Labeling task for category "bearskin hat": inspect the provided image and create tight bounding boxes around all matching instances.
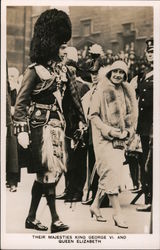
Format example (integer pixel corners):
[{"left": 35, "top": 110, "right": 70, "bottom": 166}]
[{"left": 30, "top": 8, "right": 72, "bottom": 65}]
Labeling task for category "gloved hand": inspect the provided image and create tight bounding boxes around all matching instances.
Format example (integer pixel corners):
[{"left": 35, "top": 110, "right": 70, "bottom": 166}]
[
  {"left": 118, "top": 130, "right": 129, "bottom": 139},
  {"left": 73, "top": 122, "right": 88, "bottom": 149},
  {"left": 109, "top": 127, "right": 121, "bottom": 138},
  {"left": 79, "top": 121, "right": 85, "bottom": 130},
  {"left": 17, "top": 132, "right": 30, "bottom": 149}
]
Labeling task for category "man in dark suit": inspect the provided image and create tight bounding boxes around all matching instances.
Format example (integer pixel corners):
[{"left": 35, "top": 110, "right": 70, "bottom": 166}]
[
  {"left": 136, "top": 38, "right": 153, "bottom": 212},
  {"left": 56, "top": 47, "right": 90, "bottom": 202}
]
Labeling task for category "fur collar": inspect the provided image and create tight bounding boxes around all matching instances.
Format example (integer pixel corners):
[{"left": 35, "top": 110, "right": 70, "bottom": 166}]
[{"left": 97, "top": 75, "right": 138, "bottom": 131}]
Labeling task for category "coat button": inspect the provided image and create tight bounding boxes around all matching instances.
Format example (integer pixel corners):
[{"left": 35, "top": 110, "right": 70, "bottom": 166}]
[
  {"left": 52, "top": 105, "right": 57, "bottom": 111},
  {"left": 143, "top": 89, "right": 146, "bottom": 92},
  {"left": 140, "top": 108, "right": 143, "bottom": 111},
  {"left": 142, "top": 99, "right": 145, "bottom": 101}
]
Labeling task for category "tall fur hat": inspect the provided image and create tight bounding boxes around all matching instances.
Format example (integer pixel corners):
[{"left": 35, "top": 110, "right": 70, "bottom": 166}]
[{"left": 30, "top": 8, "right": 72, "bottom": 65}]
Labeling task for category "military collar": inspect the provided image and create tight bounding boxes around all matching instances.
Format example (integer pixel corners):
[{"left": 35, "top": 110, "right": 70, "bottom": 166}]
[{"left": 145, "top": 70, "right": 153, "bottom": 80}]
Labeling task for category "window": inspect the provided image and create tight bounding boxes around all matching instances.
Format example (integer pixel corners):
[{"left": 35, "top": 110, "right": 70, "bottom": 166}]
[{"left": 81, "top": 19, "right": 91, "bottom": 37}]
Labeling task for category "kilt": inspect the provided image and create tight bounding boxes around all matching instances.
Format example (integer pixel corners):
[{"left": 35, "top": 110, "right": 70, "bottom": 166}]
[{"left": 28, "top": 118, "right": 66, "bottom": 184}]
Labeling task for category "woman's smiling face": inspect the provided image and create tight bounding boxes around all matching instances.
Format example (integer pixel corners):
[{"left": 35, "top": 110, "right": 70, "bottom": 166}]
[{"left": 110, "top": 69, "right": 125, "bottom": 85}]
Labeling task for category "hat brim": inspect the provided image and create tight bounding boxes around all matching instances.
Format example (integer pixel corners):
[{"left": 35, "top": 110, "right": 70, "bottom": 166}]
[{"left": 147, "top": 48, "right": 154, "bottom": 52}]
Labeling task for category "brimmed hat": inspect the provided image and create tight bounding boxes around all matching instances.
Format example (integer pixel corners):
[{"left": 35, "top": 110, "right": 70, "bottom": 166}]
[
  {"left": 146, "top": 38, "right": 153, "bottom": 52},
  {"left": 106, "top": 49, "right": 113, "bottom": 55},
  {"left": 106, "top": 60, "right": 128, "bottom": 78},
  {"left": 89, "top": 44, "right": 104, "bottom": 56}
]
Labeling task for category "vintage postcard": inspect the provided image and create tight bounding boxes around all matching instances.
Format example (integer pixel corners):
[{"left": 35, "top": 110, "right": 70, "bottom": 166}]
[{"left": 1, "top": 0, "right": 160, "bottom": 249}]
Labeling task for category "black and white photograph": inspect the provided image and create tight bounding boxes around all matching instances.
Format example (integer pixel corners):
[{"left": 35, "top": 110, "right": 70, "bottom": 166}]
[{"left": 1, "top": 0, "right": 160, "bottom": 249}]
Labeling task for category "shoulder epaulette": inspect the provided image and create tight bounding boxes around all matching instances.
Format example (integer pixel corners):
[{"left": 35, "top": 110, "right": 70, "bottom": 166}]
[
  {"left": 28, "top": 62, "right": 38, "bottom": 69},
  {"left": 34, "top": 65, "right": 52, "bottom": 80}
]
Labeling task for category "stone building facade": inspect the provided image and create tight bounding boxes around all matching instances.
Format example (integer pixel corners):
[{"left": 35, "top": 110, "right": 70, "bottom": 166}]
[
  {"left": 7, "top": 6, "right": 32, "bottom": 73},
  {"left": 70, "top": 6, "right": 153, "bottom": 56},
  {"left": 7, "top": 6, "right": 153, "bottom": 74}
]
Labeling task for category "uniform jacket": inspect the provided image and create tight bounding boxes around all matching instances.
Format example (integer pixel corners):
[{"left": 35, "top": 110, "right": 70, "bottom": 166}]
[
  {"left": 136, "top": 68, "right": 153, "bottom": 136},
  {"left": 14, "top": 64, "right": 86, "bottom": 136}
]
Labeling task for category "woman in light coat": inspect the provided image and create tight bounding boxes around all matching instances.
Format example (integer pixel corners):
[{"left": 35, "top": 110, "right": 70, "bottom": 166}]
[{"left": 89, "top": 60, "right": 138, "bottom": 228}]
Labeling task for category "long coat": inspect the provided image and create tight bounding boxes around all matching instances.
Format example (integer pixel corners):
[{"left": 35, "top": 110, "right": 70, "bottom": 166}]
[
  {"left": 89, "top": 76, "right": 138, "bottom": 194},
  {"left": 6, "top": 80, "right": 19, "bottom": 175}
]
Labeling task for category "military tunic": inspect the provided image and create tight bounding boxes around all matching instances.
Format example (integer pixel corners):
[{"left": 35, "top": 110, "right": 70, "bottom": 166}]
[
  {"left": 14, "top": 63, "right": 85, "bottom": 184},
  {"left": 136, "top": 66, "right": 153, "bottom": 204},
  {"left": 137, "top": 68, "right": 153, "bottom": 136}
]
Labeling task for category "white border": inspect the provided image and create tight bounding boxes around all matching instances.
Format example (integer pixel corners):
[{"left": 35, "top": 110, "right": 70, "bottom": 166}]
[{"left": 1, "top": 1, "right": 160, "bottom": 249}]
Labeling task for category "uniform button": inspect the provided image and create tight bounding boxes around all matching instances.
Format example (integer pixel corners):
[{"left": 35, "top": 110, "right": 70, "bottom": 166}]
[
  {"left": 140, "top": 108, "right": 143, "bottom": 111},
  {"left": 142, "top": 99, "right": 145, "bottom": 101},
  {"left": 35, "top": 109, "right": 41, "bottom": 116},
  {"left": 146, "top": 79, "right": 149, "bottom": 82},
  {"left": 143, "top": 89, "right": 146, "bottom": 92}
]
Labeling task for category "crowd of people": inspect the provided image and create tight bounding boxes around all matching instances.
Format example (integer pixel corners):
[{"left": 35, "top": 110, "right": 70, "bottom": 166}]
[{"left": 6, "top": 8, "right": 153, "bottom": 233}]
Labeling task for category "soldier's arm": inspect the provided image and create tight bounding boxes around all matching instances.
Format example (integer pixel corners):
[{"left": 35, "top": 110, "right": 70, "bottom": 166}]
[{"left": 14, "top": 67, "right": 37, "bottom": 122}]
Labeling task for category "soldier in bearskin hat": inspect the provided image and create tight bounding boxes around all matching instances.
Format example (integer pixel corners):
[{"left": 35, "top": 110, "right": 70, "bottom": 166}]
[{"left": 13, "top": 8, "right": 86, "bottom": 233}]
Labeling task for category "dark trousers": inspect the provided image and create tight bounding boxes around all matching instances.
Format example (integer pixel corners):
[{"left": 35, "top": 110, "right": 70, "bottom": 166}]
[
  {"left": 140, "top": 135, "right": 153, "bottom": 204},
  {"left": 6, "top": 125, "right": 20, "bottom": 185},
  {"left": 65, "top": 138, "right": 87, "bottom": 197},
  {"left": 128, "top": 155, "right": 140, "bottom": 188}
]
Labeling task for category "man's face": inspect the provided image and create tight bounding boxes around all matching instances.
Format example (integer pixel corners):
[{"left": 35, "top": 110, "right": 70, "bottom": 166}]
[
  {"left": 145, "top": 50, "right": 153, "bottom": 63},
  {"left": 110, "top": 69, "right": 125, "bottom": 85},
  {"left": 59, "top": 44, "right": 67, "bottom": 62},
  {"left": 91, "top": 72, "right": 98, "bottom": 85}
]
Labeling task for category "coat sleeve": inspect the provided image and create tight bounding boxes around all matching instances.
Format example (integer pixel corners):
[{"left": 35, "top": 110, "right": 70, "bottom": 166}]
[
  {"left": 125, "top": 83, "right": 138, "bottom": 139},
  {"left": 89, "top": 90, "right": 113, "bottom": 140},
  {"left": 67, "top": 66, "right": 86, "bottom": 124},
  {"left": 14, "top": 68, "right": 37, "bottom": 122},
  {"left": 6, "top": 81, "right": 12, "bottom": 127}
]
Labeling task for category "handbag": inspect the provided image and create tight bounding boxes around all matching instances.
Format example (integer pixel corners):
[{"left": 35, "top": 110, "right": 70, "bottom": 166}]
[{"left": 112, "top": 138, "right": 126, "bottom": 150}]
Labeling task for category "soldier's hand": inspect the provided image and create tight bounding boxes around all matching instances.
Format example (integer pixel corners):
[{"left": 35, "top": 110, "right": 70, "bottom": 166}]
[
  {"left": 79, "top": 121, "right": 85, "bottom": 130},
  {"left": 17, "top": 132, "right": 30, "bottom": 149}
]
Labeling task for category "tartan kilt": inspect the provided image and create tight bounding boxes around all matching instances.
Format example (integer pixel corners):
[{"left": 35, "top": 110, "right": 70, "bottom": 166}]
[{"left": 28, "top": 119, "right": 66, "bottom": 181}]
